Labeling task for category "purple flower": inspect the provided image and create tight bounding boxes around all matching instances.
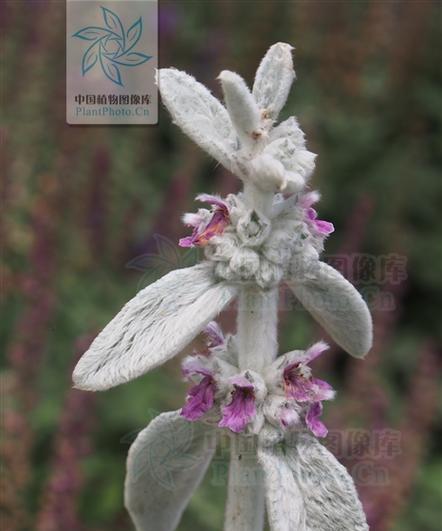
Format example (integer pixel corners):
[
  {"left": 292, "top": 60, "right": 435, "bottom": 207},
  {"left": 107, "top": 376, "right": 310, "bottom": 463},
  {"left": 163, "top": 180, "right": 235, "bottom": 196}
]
[
  {"left": 179, "top": 194, "right": 230, "bottom": 248},
  {"left": 281, "top": 342, "right": 335, "bottom": 438},
  {"left": 306, "top": 401, "right": 328, "bottom": 438},
  {"left": 181, "top": 376, "right": 216, "bottom": 421},
  {"left": 181, "top": 358, "right": 216, "bottom": 421},
  {"left": 203, "top": 321, "right": 225, "bottom": 349},
  {"left": 283, "top": 341, "right": 335, "bottom": 403},
  {"left": 300, "top": 191, "right": 334, "bottom": 236},
  {"left": 306, "top": 208, "right": 334, "bottom": 235},
  {"left": 218, "top": 375, "right": 256, "bottom": 433}
]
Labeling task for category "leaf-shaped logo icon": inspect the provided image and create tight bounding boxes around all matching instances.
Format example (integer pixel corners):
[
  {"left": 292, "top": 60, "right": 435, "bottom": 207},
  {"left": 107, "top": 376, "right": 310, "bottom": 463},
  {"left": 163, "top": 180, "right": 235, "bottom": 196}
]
[
  {"left": 82, "top": 43, "right": 99, "bottom": 75},
  {"left": 73, "top": 27, "right": 113, "bottom": 40},
  {"left": 101, "top": 7, "right": 124, "bottom": 40},
  {"left": 126, "top": 17, "right": 143, "bottom": 52},
  {"left": 126, "top": 234, "right": 199, "bottom": 290},
  {"left": 113, "top": 52, "right": 152, "bottom": 67},
  {"left": 100, "top": 53, "right": 123, "bottom": 86},
  {"left": 72, "top": 7, "right": 152, "bottom": 87}
]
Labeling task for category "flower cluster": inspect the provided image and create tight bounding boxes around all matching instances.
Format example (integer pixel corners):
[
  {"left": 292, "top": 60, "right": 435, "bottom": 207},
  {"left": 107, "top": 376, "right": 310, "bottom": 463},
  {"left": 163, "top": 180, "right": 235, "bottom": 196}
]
[
  {"left": 179, "top": 191, "right": 334, "bottom": 288},
  {"left": 180, "top": 322, "right": 335, "bottom": 438}
]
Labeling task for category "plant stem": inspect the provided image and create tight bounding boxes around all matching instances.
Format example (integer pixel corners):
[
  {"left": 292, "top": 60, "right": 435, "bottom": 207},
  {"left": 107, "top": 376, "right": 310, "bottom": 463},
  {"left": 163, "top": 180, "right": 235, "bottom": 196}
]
[
  {"left": 243, "top": 181, "right": 273, "bottom": 217},
  {"left": 237, "top": 286, "right": 279, "bottom": 371},
  {"left": 224, "top": 435, "right": 265, "bottom": 531},
  {"left": 224, "top": 285, "right": 279, "bottom": 530}
]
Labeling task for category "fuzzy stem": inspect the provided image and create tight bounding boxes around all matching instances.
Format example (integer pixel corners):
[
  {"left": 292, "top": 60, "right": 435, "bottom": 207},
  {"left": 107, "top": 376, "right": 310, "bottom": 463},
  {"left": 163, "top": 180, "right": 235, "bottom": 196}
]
[
  {"left": 224, "top": 285, "right": 279, "bottom": 530},
  {"left": 224, "top": 435, "right": 265, "bottom": 531},
  {"left": 237, "top": 286, "right": 279, "bottom": 370},
  {"left": 243, "top": 181, "right": 273, "bottom": 217}
]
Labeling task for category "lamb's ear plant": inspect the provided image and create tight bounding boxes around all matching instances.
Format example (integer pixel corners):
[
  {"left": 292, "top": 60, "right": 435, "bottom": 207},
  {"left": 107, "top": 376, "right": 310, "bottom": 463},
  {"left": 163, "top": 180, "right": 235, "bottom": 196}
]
[{"left": 74, "top": 43, "right": 373, "bottom": 531}]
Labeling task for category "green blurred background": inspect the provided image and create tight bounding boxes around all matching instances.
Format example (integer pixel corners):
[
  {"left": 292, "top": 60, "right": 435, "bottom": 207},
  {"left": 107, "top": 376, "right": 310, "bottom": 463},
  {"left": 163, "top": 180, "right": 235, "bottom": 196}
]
[{"left": 1, "top": 1, "right": 441, "bottom": 530}]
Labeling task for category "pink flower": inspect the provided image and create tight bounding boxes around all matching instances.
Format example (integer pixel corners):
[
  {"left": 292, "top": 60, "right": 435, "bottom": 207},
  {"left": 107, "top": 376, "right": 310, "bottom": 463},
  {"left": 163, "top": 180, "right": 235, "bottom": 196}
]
[
  {"left": 218, "top": 375, "right": 256, "bottom": 433},
  {"left": 181, "top": 359, "right": 216, "bottom": 421},
  {"left": 283, "top": 341, "right": 335, "bottom": 403},
  {"left": 300, "top": 191, "right": 334, "bottom": 237},
  {"left": 179, "top": 194, "right": 230, "bottom": 248},
  {"left": 306, "top": 401, "right": 328, "bottom": 438}
]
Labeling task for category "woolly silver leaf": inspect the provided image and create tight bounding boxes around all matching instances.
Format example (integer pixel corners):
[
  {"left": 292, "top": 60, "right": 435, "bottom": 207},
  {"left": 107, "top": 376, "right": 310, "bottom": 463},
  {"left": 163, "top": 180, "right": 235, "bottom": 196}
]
[
  {"left": 125, "top": 411, "right": 216, "bottom": 531},
  {"left": 73, "top": 263, "right": 237, "bottom": 390},
  {"left": 157, "top": 68, "right": 236, "bottom": 170},
  {"left": 286, "top": 261, "right": 373, "bottom": 357},
  {"left": 286, "top": 433, "right": 369, "bottom": 531},
  {"left": 219, "top": 70, "right": 261, "bottom": 143},
  {"left": 257, "top": 443, "right": 306, "bottom": 531},
  {"left": 252, "top": 42, "right": 295, "bottom": 121}
]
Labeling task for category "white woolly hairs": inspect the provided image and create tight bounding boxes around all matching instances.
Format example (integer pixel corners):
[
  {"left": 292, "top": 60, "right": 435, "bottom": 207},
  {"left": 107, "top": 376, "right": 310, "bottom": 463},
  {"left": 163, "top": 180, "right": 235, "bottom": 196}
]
[
  {"left": 218, "top": 70, "right": 261, "bottom": 145},
  {"left": 249, "top": 153, "right": 287, "bottom": 192},
  {"left": 125, "top": 411, "right": 216, "bottom": 531},
  {"left": 252, "top": 42, "right": 295, "bottom": 120},
  {"left": 286, "top": 261, "right": 373, "bottom": 358},
  {"left": 157, "top": 68, "right": 236, "bottom": 171},
  {"left": 72, "top": 264, "right": 238, "bottom": 391}
]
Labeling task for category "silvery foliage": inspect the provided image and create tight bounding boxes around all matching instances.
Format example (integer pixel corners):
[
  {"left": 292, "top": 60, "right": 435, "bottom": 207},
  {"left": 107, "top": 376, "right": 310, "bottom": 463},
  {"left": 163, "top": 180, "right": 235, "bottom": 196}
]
[
  {"left": 125, "top": 411, "right": 216, "bottom": 531},
  {"left": 158, "top": 44, "right": 314, "bottom": 194},
  {"left": 204, "top": 192, "right": 320, "bottom": 289},
  {"left": 73, "top": 263, "right": 237, "bottom": 391},
  {"left": 258, "top": 432, "right": 369, "bottom": 531},
  {"left": 73, "top": 43, "right": 372, "bottom": 530}
]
